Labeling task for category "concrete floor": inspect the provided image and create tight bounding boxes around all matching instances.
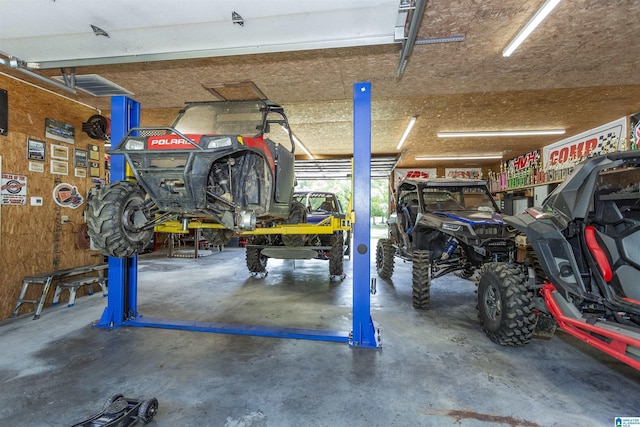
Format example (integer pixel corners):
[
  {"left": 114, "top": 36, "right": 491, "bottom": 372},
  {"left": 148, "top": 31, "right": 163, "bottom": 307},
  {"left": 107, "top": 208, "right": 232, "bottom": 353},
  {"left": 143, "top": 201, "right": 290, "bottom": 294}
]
[{"left": 1, "top": 230, "right": 639, "bottom": 427}]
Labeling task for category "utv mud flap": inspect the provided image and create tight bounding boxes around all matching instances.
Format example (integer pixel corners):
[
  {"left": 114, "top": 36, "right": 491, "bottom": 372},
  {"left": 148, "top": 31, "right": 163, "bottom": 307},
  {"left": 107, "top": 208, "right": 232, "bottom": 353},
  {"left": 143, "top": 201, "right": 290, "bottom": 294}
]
[{"left": 542, "top": 283, "right": 640, "bottom": 370}]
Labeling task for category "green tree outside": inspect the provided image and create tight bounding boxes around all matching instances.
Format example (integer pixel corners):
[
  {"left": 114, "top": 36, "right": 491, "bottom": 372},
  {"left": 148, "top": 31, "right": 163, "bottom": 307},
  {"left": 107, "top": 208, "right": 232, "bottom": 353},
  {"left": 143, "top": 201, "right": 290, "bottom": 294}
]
[{"left": 296, "top": 178, "right": 389, "bottom": 220}]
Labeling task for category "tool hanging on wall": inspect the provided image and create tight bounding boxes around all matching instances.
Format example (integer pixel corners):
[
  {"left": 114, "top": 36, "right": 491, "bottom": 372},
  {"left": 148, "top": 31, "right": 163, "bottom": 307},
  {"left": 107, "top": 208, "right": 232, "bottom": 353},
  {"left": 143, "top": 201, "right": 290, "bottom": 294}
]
[{"left": 82, "top": 114, "right": 110, "bottom": 141}]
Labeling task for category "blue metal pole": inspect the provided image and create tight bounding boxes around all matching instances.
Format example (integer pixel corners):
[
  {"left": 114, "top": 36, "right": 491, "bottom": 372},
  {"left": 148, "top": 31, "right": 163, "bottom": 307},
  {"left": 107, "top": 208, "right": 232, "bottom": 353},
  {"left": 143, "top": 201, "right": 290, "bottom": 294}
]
[
  {"left": 351, "top": 82, "right": 379, "bottom": 348},
  {"left": 95, "top": 96, "right": 140, "bottom": 328}
]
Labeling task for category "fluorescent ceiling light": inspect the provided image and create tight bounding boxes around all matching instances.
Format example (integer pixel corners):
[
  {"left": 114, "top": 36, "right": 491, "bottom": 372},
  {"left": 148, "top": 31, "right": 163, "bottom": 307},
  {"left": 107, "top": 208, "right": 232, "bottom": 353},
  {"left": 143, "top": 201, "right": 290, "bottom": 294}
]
[
  {"left": 437, "top": 129, "right": 565, "bottom": 138},
  {"left": 415, "top": 155, "right": 503, "bottom": 161},
  {"left": 396, "top": 116, "right": 417, "bottom": 150},
  {"left": 281, "top": 125, "right": 314, "bottom": 159},
  {"left": 503, "top": 0, "right": 561, "bottom": 57}
]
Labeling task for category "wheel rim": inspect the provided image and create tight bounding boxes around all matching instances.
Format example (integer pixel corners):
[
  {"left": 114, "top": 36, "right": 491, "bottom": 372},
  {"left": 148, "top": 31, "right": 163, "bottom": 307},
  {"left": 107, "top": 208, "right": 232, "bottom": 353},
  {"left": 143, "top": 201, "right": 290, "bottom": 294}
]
[
  {"left": 483, "top": 284, "right": 501, "bottom": 321},
  {"left": 147, "top": 400, "right": 158, "bottom": 417},
  {"left": 121, "top": 197, "right": 146, "bottom": 235}
]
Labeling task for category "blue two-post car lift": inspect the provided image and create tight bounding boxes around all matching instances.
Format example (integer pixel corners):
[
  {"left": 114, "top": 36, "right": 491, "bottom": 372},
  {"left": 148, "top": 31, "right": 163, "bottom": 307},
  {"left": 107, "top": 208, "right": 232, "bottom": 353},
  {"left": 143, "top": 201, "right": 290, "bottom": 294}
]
[{"left": 95, "top": 82, "right": 380, "bottom": 348}]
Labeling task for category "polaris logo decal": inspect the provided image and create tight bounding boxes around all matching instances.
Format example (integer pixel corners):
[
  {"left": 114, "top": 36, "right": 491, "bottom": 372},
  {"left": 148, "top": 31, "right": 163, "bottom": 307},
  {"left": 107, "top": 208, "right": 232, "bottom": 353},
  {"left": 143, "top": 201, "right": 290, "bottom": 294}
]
[{"left": 148, "top": 134, "right": 201, "bottom": 149}]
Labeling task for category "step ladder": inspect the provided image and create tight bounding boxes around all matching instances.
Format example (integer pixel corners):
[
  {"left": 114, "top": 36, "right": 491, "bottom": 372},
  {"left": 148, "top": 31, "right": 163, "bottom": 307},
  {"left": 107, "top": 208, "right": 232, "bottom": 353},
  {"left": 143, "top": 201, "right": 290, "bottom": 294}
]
[
  {"left": 12, "top": 263, "right": 109, "bottom": 320},
  {"left": 52, "top": 276, "right": 107, "bottom": 307},
  {"left": 11, "top": 276, "right": 55, "bottom": 320}
]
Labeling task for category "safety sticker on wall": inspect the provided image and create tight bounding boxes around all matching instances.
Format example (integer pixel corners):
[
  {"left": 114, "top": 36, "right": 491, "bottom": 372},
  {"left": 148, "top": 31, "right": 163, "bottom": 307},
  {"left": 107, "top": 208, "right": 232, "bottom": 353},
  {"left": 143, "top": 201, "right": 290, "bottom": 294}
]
[
  {"left": 53, "top": 182, "right": 84, "bottom": 209},
  {"left": 1, "top": 173, "right": 27, "bottom": 205}
]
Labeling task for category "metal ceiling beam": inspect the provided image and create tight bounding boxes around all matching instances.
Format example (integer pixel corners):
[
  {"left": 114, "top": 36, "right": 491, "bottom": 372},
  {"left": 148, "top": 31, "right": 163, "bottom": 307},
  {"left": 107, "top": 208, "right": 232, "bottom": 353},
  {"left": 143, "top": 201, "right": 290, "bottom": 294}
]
[
  {"left": 397, "top": 0, "right": 427, "bottom": 77},
  {"left": 295, "top": 157, "right": 397, "bottom": 180},
  {"left": 25, "top": 35, "right": 396, "bottom": 69},
  {"left": 0, "top": 56, "right": 76, "bottom": 94}
]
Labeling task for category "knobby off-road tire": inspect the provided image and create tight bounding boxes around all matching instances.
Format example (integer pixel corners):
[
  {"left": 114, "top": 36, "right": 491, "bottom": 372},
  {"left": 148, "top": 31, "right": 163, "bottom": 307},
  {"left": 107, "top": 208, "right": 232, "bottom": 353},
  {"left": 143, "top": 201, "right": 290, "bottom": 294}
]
[
  {"left": 202, "top": 229, "right": 233, "bottom": 247},
  {"left": 246, "top": 246, "right": 268, "bottom": 273},
  {"left": 329, "top": 232, "right": 344, "bottom": 276},
  {"left": 376, "top": 239, "right": 395, "bottom": 279},
  {"left": 87, "top": 181, "right": 153, "bottom": 258},
  {"left": 477, "top": 262, "right": 537, "bottom": 346},
  {"left": 344, "top": 231, "right": 352, "bottom": 258},
  {"left": 412, "top": 250, "right": 431, "bottom": 309},
  {"left": 282, "top": 201, "right": 308, "bottom": 247},
  {"left": 525, "top": 248, "right": 547, "bottom": 285}
]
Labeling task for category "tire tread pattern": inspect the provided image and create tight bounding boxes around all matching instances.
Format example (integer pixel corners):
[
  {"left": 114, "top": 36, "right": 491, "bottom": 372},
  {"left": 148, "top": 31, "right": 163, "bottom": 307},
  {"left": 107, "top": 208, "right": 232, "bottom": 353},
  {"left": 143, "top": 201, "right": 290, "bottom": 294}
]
[
  {"left": 282, "top": 201, "right": 308, "bottom": 247},
  {"left": 412, "top": 249, "right": 431, "bottom": 309},
  {"left": 477, "top": 262, "right": 537, "bottom": 346},
  {"left": 376, "top": 239, "right": 395, "bottom": 279},
  {"left": 87, "top": 181, "right": 152, "bottom": 258},
  {"left": 329, "top": 232, "right": 344, "bottom": 276},
  {"left": 246, "top": 247, "right": 267, "bottom": 273}
]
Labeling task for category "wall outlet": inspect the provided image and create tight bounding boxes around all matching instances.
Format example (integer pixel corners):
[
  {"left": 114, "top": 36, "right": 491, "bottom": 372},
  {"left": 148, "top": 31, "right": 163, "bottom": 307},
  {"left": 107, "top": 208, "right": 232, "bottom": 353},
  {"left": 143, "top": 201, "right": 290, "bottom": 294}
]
[{"left": 61, "top": 215, "right": 69, "bottom": 224}]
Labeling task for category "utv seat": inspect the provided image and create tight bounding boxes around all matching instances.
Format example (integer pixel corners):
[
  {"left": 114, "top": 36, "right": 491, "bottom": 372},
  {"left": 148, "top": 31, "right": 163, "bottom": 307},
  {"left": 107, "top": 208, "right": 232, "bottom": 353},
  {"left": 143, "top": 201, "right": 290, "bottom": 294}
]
[
  {"left": 401, "top": 199, "right": 420, "bottom": 234},
  {"left": 586, "top": 200, "right": 640, "bottom": 301},
  {"left": 318, "top": 201, "right": 334, "bottom": 212},
  {"left": 407, "top": 199, "right": 419, "bottom": 223}
]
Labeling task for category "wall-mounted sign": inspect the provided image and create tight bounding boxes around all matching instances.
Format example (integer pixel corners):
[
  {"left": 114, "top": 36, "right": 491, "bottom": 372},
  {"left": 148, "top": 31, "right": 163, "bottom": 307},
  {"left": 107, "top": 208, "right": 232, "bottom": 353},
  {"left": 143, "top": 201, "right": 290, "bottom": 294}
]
[
  {"left": 51, "top": 160, "right": 69, "bottom": 175},
  {"left": 88, "top": 143, "right": 100, "bottom": 160},
  {"left": 444, "top": 168, "right": 482, "bottom": 179},
  {"left": 29, "top": 162, "right": 44, "bottom": 173},
  {"left": 74, "top": 148, "right": 88, "bottom": 167},
  {"left": 89, "top": 161, "right": 100, "bottom": 177},
  {"left": 51, "top": 144, "right": 69, "bottom": 160},
  {"left": 52, "top": 182, "right": 83, "bottom": 209},
  {"left": 542, "top": 117, "right": 627, "bottom": 170},
  {"left": 45, "top": 118, "right": 75, "bottom": 144},
  {"left": 507, "top": 149, "right": 540, "bottom": 172},
  {"left": 1, "top": 173, "right": 27, "bottom": 205},
  {"left": 393, "top": 168, "right": 438, "bottom": 186},
  {"left": 27, "top": 138, "right": 46, "bottom": 161}
]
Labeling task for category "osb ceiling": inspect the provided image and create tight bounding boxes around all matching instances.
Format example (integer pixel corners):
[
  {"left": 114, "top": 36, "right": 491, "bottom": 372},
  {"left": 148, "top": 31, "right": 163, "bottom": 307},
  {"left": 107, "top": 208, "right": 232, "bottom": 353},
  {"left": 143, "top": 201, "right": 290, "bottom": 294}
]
[{"left": 1, "top": 0, "right": 640, "bottom": 172}]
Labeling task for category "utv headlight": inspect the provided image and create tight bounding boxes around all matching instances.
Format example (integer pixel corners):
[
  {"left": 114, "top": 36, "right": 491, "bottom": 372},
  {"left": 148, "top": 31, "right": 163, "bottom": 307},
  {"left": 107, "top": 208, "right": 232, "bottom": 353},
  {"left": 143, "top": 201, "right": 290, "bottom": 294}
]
[
  {"left": 442, "top": 222, "right": 462, "bottom": 232},
  {"left": 124, "top": 138, "right": 145, "bottom": 150},
  {"left": 206, "top": 137, "right": 232, "bottom": 149}
]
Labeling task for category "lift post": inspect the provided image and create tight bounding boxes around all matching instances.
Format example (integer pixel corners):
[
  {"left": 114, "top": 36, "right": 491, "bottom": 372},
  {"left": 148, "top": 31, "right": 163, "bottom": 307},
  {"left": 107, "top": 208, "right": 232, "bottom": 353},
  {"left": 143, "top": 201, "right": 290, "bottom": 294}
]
[
  {"left": 350, "top": 82, "right": 379, "bottom": 348},
  {"left": 95, "top": 97, "right": 140, "bottom": 328}
]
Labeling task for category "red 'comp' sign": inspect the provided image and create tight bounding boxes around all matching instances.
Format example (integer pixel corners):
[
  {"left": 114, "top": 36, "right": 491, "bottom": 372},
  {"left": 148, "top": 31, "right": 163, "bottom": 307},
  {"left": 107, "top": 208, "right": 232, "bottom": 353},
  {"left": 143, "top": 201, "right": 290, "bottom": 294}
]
[{"left": 542, "top": 118, "right": 626, "bottom": 169}]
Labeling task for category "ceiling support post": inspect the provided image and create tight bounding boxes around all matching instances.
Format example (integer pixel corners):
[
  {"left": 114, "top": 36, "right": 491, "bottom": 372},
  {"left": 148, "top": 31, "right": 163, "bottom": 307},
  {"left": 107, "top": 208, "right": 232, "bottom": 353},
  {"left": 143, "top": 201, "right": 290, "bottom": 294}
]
[
  {"left": 397, "top": 0, "right": 427, "bottom": 77},
  {"left": 60, "top": 67, "right": 76, "bottom": 91},
  {"left": 0, "top": 56, "right": 76, "bottom": 94}
]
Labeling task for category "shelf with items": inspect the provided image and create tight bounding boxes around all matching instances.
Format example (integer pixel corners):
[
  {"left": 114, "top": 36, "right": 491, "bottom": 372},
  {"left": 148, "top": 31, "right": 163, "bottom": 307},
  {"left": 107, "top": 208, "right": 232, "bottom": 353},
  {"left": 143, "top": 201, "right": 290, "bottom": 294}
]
[
  {"left": 490, "top": 179, "right": 563, "bottom": 195},
  {"left": 488, "top": 159, "right": 571, "bottom": 194}
]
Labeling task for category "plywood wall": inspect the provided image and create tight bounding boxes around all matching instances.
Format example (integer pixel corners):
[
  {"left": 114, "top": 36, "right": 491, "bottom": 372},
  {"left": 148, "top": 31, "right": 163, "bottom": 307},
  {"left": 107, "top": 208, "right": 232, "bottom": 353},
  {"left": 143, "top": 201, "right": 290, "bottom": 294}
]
[{"left": 0, "top": 74, "right": 107, "bottom": 319}]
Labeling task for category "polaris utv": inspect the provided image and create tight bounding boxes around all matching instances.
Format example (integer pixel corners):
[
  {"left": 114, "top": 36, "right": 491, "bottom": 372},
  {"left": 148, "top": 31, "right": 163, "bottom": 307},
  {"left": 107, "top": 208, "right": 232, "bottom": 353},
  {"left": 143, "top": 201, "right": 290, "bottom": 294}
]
[
  {"left": 376, "top": 178, "right": 515, "bottom": 309},
  {"left": 477, "top": 151, "right": 640, "bottom": 370},
  {"left": 87, "top": 100, "right": 297, "bottom": 258}
]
